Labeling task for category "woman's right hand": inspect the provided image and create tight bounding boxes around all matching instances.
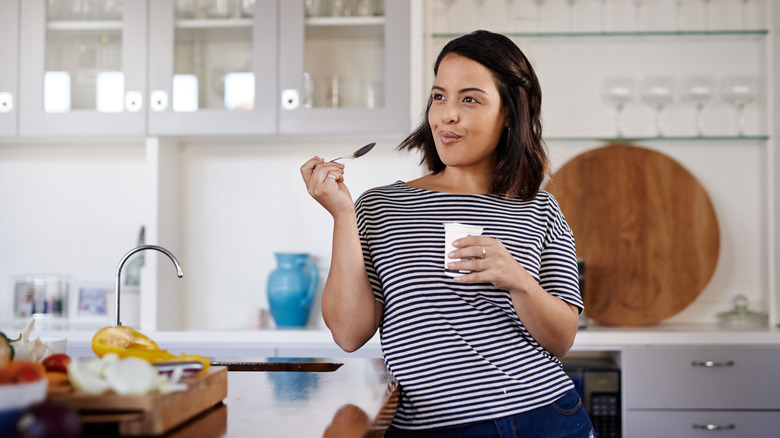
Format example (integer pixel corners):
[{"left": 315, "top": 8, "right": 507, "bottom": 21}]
[{"left": 300, "top": 156, "right": 354, "bottom": 219}]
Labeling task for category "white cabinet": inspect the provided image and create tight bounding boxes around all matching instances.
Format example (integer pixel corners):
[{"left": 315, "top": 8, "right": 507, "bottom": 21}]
[
  {"left": 622, "top": 346, "right": 780, "bottom": 437},
  {"left": 278, "top": 0, "right": 410, "bottom": 134},
  {"left": 146, "top": 0, "right": 278, "bottom": 135},
  {"left": 8, "top": 0, "right": 410, "bottom": 137},
  {"left": 0, "top": 0, "right": 19, "bottom": 136},
  {"left": 18, "top": 0, "right": 148, "bottom": 136},
  {"left": 625, "top": 411, "right": 780, "bottom": 438}
]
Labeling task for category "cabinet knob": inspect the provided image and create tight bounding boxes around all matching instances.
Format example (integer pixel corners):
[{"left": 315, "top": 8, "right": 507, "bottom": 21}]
[
  {"left": 0, "top": 92, "right": 13, "bottom": 113},
  {"left": 691, "top": 360, "right": 735, "bottom": 367},
  {"left": 281, "top": 89, "right": 300, "bottom": 110},
  {"left": 150, "top": 90, "right": 169, "bottom": 112},
  {"left": 692, "top": 424, "right": 736, "bottom": 431},
  {"left": 125, "top": 91, "right": 143, "bottom": 112}
]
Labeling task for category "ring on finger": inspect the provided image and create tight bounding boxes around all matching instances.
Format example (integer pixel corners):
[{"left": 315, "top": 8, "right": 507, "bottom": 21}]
[
  {"left": 480, "top": 245, "right": 486, "bottom": 259},
  {"left": 327, "top": 173, "right": 337, "bottom": 180}
]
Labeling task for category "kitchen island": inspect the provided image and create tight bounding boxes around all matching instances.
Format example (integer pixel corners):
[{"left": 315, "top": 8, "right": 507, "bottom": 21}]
[
  {"left": 11, "top": 324, "right": 780, "bottom": 437},
  {"left": 79, "top": 358, "right": 397, "bottom": 438}
]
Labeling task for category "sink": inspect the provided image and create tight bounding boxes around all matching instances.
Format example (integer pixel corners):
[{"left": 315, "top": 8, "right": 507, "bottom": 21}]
[{"left": 210, "top": 358, "right": 343, "bottom": 372}]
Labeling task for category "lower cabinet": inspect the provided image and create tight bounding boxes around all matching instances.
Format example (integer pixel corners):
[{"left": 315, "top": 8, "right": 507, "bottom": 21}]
[
  {"left": 625, "top": 411, "right": 780, "bottom": 437},
  {"left": 622, "top": 345, "right": 780, "bottom": 437}
]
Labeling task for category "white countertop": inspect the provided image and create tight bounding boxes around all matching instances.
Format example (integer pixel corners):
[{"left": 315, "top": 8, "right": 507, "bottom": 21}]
[{"left": 4, "top": 321, "right": 779, "bottom": 359}]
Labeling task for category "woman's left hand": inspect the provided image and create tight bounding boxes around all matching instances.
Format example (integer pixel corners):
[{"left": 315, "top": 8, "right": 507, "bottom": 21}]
[{"left": 448, "top": 236, "right": 533, "bottom": 292}]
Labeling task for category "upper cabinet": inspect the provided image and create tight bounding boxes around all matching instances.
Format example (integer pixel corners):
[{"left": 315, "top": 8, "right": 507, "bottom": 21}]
[
  {"left": 0, "top": 0, "right": 19, "bottom": 137},
  {"left": 147, "top": 0, "right": 278, "bottom": 136},
  {"left": 18, "top": 0, "right": 148, "bottom": 136},
  {"left": 278, "top": 0, "right": 410, "bottom": 134},
  {"left": 7, "top": 0, "right": 410, "bottom": 137}
]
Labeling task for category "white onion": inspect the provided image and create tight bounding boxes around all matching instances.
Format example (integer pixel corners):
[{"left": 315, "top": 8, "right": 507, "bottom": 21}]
[
  {"left": 103, "top": 357, "right": 160, "bottom": 395},
  {"left": 65, "top": 354, "right": 188, "bottom": 396}
]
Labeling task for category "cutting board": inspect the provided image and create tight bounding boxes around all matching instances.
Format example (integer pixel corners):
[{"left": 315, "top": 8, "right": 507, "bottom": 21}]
[
  {"left": 544, "top": 143, "right": 720, "bottom": 326},
  {"left": 48, "top": 366, "right": 227, "bottom": 436}
]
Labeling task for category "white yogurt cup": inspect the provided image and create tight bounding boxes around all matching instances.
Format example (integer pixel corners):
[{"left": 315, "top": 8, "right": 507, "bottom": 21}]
[{"left": 444, "top": 222, "right": 484, "bottom": 277}]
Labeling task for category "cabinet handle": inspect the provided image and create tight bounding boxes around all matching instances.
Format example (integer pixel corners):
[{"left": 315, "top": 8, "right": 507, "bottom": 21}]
[
  {"left": 693, "top": 424, "right": 736, "bottom": 431},
  {"left": 691, "top": 360, "right": 735, "bottom": 367}
]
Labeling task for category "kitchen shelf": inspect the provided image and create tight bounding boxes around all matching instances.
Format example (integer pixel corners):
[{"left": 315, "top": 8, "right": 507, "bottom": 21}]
[
  {"left": 432, "top": 29, "right": 768, "bottom": 39},
  {"left": 545, "top": 135, "right": 770, "bottom": 142},
  {"left": 46, "top": 20, "right": 123, "bottom": 31},
  {"left": 305, "top": 16, "right": 385, "bottom": 27},
  {"left": 175, "top": 18, "right": 253, "bottom": 29}
]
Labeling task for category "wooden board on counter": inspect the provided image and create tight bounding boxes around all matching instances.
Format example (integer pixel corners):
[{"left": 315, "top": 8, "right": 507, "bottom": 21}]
[
  {"left": 48, "top": 366, "right": 227, "bottom": 436},
  {"left": 544, "top": 143, "right": 720, "bottom": 326}
]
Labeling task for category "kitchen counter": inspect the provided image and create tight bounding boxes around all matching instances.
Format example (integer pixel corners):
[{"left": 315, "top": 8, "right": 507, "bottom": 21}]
[
  {"left": 221, "top": 358, "right": 396, "bottom": 438},
  {"left": 80, "top": 358, "right": 397, "bottom": 438},
  {"left": 6, "top": 323, "right": 780, "bottom": 437},
  {"left": 7, "top": 323, "right": 780, "bottom": 361}
]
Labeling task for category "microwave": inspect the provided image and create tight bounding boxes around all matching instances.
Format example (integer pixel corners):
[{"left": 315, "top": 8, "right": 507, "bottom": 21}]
[{"left": 563, "top": 358, "right": 621, "bottom": 438}]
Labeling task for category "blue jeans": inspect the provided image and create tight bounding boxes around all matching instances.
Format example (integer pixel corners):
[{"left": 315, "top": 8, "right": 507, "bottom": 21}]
[{"left": 384, "top": 388, "right": 596, "bottom": 438}]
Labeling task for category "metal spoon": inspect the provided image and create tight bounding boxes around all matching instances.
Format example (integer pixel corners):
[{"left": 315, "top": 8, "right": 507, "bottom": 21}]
[{"left": 330, "top": 142, "right": 376, "bottom": 162}]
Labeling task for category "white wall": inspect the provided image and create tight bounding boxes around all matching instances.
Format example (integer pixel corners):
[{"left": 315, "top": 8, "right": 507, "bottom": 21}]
[
  {"left": 175, "top": 136, "right": 424, "bottom": 330},
  {"left": 0, "top": 140, "right": 147, "bottom": 325},
  {"left": 0, "top": 136, "right": 424, "bottom": 330}
]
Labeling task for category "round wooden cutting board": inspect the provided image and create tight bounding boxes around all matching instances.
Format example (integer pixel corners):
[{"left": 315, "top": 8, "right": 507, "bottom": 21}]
[{"left": 544, "top": 143, "right": 720, "bottom": 326}]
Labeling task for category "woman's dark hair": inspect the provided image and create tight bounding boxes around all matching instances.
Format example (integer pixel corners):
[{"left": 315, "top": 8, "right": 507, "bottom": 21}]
[{"left": 398, "top": 30, "right": 548, "bottom": 200}]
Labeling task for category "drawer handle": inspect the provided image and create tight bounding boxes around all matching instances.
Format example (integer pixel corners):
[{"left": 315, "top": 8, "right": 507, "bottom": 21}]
[
  {"left": 693, "top": 424, "right": 736, "bottom": 431},
  {"left": 691, "top": 360, "right": 735, "bottom": 367}
]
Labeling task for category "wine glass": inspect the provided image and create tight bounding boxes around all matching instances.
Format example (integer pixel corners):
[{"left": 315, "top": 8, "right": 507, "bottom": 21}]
[
  {"left": 530, "top": 0, "right": 545, "bottom": 32},
  {"left": 721, "top": 76, "right": 757, "bottom": 136},
  {"left": 673, "top": 0, "right": 683, "bottom": 31},
  {"left": 598, "top": 0, "right": 608, "bottom": 32},
  {"left": 740, "top": 0, "right": 750, "bottom": 29},
  {"left": 505, "top": 0, "right": 517, "bottom": 32},
  {"left": 680, "top": 76, "right": 715, "bottom": 136},
  {"left": 702, "top": 0, "right": 711, "bottom": 30},
  {"left": 442, "top": 0, "right": 458, "bottom": 32},
  {"left": 633, "top": 0, "right": 643, "bottom": 31},
  {"left": 475, "top": 0, "right": 487, "bottom": 29},
  {"left": 565, "top": 0, "right": 577, "bottom": 32},
  {"left": 640, "top": 76, "right": 676, "bottom": 137},
  {"left": 602, "top": 77, "right": 635, "bottom": 138}
]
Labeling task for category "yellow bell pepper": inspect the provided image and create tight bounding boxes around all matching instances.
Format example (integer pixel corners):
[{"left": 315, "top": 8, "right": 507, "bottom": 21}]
[{"left": 92, "top": 326, "right": 210, "bottom": 373}]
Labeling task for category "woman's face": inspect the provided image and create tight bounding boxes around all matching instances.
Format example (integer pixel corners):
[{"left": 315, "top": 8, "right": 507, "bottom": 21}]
[{"left": 428, "top": 53, "right": 507, "bottom": 172}]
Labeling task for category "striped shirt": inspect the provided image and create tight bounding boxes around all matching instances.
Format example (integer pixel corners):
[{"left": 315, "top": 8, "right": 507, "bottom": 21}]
[{"left": 355, "top": 181, "right": 583, "bottom": 430}]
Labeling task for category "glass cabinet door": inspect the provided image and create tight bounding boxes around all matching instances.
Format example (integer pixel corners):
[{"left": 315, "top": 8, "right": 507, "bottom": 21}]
[
  {"left": 278, "top": 0, "right": 410, "bottom": 134},
  {"left": 18, "top": 0, "right": 147, "bottom": 136},
  {"left": 0, "top": 0, "right": 19, "bottom": 136},
  {"left": 147, "top": 0, "right": 277, "bottom": 136}
]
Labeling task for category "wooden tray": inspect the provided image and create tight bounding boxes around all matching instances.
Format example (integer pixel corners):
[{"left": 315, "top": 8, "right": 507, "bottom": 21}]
[
  {"left": 48, "top": 366, "right": 227, "bottom": 436},
  {"left": 544, "top": 143, "right": 720, "bottom": 326}
]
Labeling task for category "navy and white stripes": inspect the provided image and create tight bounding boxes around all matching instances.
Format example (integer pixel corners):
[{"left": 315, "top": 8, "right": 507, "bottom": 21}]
[{"left": 354, "top": 181, "right": 583, "bottom": 430}]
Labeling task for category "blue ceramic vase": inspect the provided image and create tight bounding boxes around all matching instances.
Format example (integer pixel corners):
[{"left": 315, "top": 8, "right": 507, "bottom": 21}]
[{"left": 267, "top": 253, "right": 319, "bottom": 327}]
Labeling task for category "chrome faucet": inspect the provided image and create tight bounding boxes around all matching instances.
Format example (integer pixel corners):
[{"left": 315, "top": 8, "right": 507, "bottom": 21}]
[{"left": 114, "top": 245, "right": 183, "bottom": 327}]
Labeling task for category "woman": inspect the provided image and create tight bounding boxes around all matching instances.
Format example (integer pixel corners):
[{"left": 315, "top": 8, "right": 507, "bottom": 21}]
[{"left": 300, "top": 30, "right": 594, "bottom": 437}]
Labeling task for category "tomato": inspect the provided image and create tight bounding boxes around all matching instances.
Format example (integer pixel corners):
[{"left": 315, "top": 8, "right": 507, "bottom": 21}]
[
  {"left": 7, "top": 361, "right": 45, "bottom": 382},
  {"left": 42, "top": 354, "right": 72, "bottom": 373}
]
